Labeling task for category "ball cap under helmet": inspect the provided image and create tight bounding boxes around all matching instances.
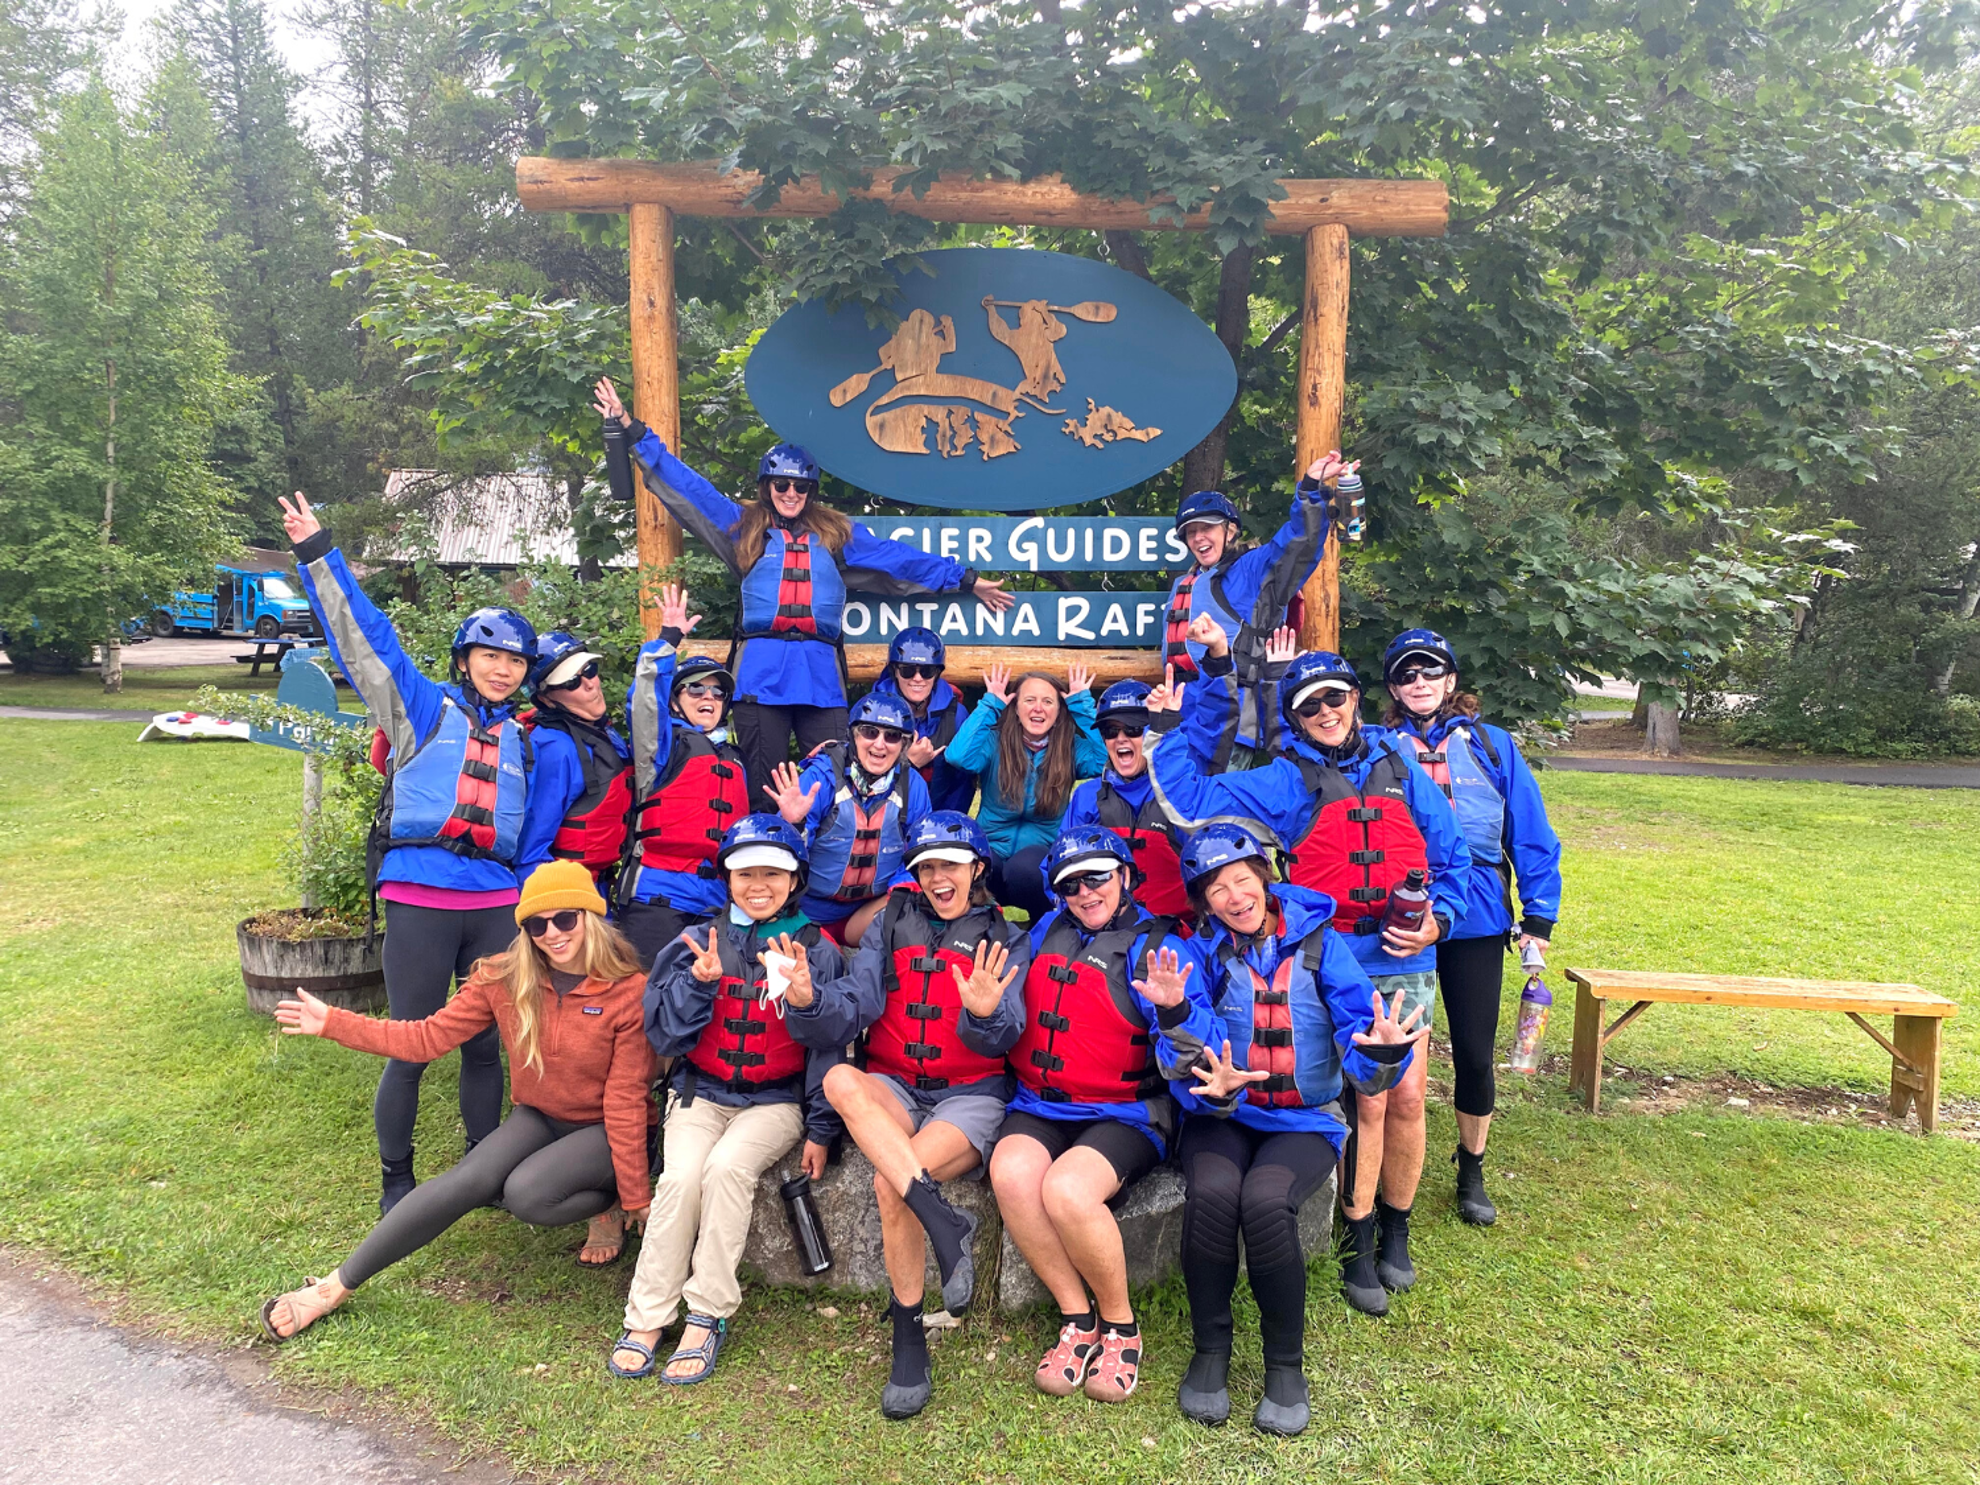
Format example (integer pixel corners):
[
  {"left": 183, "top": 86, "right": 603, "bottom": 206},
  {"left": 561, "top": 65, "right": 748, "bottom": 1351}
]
[
  {"left": 1383, "top": 627, "right": 1459, "bottom": 681},
  {"left": 717, "top": 814, "right": 809, "bottom": 877},
  {"left": 1175, "top": 489, "right": 1242, "bottom": 531},
  {"left": 905, "top": 810, "right": 992, "bottom": 869},
  {"left": 528, "top": 631, "right": 601, "bottom": 692},
  {"left": 1044, "top": 826, "right": 1135, "bottom": 889},
  {"left": 452, "top": 606, "right": 538, "bottom": 662},
  {"left": 671, "top": 654, "right": 735, "bottom": 698},
  {"left": 1095, "top": 679, "right": 1153, "bottom": 725},
  {"left": 1279, "top": 650, "right": 1360, "bottom": 719}
]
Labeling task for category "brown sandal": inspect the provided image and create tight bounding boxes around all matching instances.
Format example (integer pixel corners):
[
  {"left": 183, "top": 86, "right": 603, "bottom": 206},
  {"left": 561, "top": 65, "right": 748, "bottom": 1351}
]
[
  {"left": 576, "top": 1208, "right": 628, "bottom": 1268},
  {"left": 258, "top": 1278, "right": 344, "bottom": 1343}
]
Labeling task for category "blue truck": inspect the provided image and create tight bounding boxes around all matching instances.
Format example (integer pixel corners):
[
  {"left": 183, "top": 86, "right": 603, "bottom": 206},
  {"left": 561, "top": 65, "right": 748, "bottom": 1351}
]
[{"left": 150, "top": 563, "right": 318, "bottom": 639}]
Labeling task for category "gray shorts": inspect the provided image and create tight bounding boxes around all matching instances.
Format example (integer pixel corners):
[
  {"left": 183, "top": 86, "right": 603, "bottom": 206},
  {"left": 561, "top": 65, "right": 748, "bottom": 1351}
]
[
  {"left": 1371, "top": 970, "right": 1438, "bottom": 1036},
  {"left": 872, "top": 1073, "right": 1007, "bottom": 1175}
]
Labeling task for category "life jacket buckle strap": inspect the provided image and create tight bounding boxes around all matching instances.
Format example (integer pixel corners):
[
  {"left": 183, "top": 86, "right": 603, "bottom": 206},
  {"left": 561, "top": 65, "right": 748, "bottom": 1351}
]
[
  {"left": 1347, "top": 806, "right": 1383, "bottom": 822},
  {"left": 905, "top": 1001, "right": 943, "bottom": 1021},
  {"left": 913, "top": 1075, "right": 950, "bottom": 1092},
  {"left": 903, "top": 1042, "right": 942, "bottom": 1060},
  {"left": 1348, "top": 849, "right": 1386, "bottom": 864},
  {"left": 1254, "top": 988, "right": 1289, "bottom": 1006},
  {"left": 1349, "top": 887, "right": 1387, "bottom": 902},
  {"left": 1253, "top": 1027, "right": 1294, "bottom": 1048},
  {"left": 1031, "top": 1050, "right": 1065, "bottom": 1071},
  {"left": 1037, "top": 1011, "right": 1071, "bottom": 1032}
]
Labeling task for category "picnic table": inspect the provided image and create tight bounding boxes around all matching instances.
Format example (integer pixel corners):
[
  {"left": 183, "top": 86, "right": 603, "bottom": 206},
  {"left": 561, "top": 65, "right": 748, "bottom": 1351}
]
[
  {"left": 1564, "top": 969, "right": 1958, "bottom": 1133},
  {"left": 233, "top": 638, "right": 332, "bottom": 679}
]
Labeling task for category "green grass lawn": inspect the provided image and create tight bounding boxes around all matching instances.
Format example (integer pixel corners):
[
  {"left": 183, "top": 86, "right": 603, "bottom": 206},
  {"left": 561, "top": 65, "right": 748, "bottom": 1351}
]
[
  {"left": 0, "top": 662, "right": 287, "bottom": 712},
  {"left": 1, "top": 722, "right": 1975, "bottom": 1484}
]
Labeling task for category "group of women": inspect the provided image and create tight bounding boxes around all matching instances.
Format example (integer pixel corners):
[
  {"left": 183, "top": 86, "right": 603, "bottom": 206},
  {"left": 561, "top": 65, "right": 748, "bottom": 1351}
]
[{"left": 255, "top": 380, "right": 1560, "bottom": 1437}]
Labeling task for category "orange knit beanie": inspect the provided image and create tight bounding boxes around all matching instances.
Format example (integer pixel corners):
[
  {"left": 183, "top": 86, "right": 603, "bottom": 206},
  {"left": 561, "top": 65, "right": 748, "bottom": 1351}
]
[{"left": 514, "top": 860, "right": 607, "bottom": 925}]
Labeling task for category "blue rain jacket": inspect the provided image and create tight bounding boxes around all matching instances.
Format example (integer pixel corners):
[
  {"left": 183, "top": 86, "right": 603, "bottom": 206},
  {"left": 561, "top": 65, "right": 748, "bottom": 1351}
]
[
  {"left": 943, "top": 689, "right": 1105, "bottom": 859},
  {"left": 869, "top": 672, "right": 977, "bottom": 814},
  {"left": 620, "top": 633, "right": 744, "bottom": 918},
  {"left": 790, "top": 745, "right": 932, "bottom": 924}
]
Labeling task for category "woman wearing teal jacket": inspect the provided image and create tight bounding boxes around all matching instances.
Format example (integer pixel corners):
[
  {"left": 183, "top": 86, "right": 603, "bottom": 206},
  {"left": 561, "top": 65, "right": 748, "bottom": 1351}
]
[{"left": 944, "top": 662, "right": 1104, "bottom": 918}]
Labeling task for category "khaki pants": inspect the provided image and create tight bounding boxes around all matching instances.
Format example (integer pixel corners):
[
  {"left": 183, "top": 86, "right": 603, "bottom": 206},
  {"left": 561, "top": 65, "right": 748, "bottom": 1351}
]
[{"left": 624, "top": 1096, "right": 804, "bottom": 1328}]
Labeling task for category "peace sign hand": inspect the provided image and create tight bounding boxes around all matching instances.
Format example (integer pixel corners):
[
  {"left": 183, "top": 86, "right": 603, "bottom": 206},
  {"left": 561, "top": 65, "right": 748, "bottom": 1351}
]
[
  {"left": 273, "top": 988, "right": 330, "bottom": 1036},
  {"left": 1187, "top": 613, "right": 1229, "bottom": 659},
  {"left": 1067, "top": 662, "right": 1095, "bottom": 696},
  {"left": 681, "top": 926, "right": 724, "bottom": 984},
  {"left": 763, "top": 762, "right": 821, "bottom": 825},
  {"left": 1351, "top": 988, "right": 1426, "bottom": 1047},
  {"left": 657, "top": 583, "right": 701, "bottom": 637},
  {"left": 982, "top": 664, "right": 1012, "bottom": 705},
  {"left": 1132, "top": 945, "right": 1193, "bottom": 1008},
  {"left": 278, "top": 491, "right": 321, "bottom": 545},
  {"left": 951, "top": 939, "right": 1020, "bottom": 1018},
  {"left": 766, "top": 932, "right": 813, "bottom": 1008},
  {"left": 1192, "top": 1039, "right": 1271, "bottom": 1102},
  {"left": 1265, "top": 625, "right": 1300, "bottom": 666}
]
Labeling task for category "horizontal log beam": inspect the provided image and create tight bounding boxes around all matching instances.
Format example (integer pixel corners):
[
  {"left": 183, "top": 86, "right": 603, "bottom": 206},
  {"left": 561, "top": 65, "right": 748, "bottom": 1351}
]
[
  {"left": 517, "top": 158, "right": 1447, "bottom": 238},
  {"left": 678, "top": 640, "right": 1166, "bottom": 687}
]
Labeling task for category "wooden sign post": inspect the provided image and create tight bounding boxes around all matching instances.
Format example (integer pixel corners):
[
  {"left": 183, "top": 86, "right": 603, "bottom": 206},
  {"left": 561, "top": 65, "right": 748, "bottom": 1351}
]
[{"left": 517, "top": 159, "right": 1446, "bottom": 679}]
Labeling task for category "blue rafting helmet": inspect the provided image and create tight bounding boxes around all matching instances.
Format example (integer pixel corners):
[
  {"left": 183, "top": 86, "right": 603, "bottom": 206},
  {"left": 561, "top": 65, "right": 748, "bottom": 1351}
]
[
  {"left": 1095, "top": 679, "right": 1153, "bottom": 726},
  {"left": 888, "top": 626, "right": 945, "bottom": 671},
  {"left": 1383, "top": 627, "right": 1460, "bottom": 681},
  {"left": 716, "top": 814, "right": 809, "bottom": 878},
  {"left": 1043, "top": 826, "right": 1137, "bottom": 900},
  {"left": 670, "top": 655, "right": 735, "bottom": 720},
  {"left": 527, "top": 630, "right": 590, "bottom": 692},
  {"left": 850, "top": 691, "right": 916, "bottom": 734},
  {"left": 758, "top": 442, "right": 821, "bottom": 484},
  {"left": 1175, "top": 489, "right": 1242, "bottom": 531},
  {"left": 453, "top": 606, "right": 538, "bottom": 664},
  {"left": 1279, "top": 650, "right": 1360, "bottom": 724},
  {"left": 905, "top": 810, "right": 993, "bottom": 870},
  {"left": 1180, "top": 822, "right": 1278, "bottom": 888}
]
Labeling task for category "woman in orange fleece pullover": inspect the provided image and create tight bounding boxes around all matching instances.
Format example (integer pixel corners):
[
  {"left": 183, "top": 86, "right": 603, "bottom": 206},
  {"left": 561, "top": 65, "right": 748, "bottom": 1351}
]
[{"left": 259, "top": 863, "right": 655, "bottom": 1341}]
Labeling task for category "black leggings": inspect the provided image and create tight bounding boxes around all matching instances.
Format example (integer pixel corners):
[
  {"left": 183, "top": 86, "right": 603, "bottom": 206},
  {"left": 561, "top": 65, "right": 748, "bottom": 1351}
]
[
  {"left": 618, "top": 898, "right": 697, "bottom": 972},
  {"left": 1177, "top": 1116, "right": 1338, "bottom": 1368},
  {"left": 987, "top": 844, "right": 1052, "bottom": 920},
  {"left": 338, "top": 1107, "right": 619, "bottom": 1288},
  {"left": 732, "top": 700, "right": 850, "bottom": 813},
  {"left": 376, "top": 899, "right": 514, "bottom": 1162},
  {"left": 1438, "top": 935, "right": 1509, "bottom": 1118}
]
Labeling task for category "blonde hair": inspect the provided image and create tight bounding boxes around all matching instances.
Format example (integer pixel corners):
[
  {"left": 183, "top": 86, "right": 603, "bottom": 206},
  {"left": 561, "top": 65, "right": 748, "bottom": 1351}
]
[
  {"left": 731, "top": 491, "right": 853, "bottom": 574},
  {"left": 477, "top": 911, "right": 643, "bottom": 1074}
]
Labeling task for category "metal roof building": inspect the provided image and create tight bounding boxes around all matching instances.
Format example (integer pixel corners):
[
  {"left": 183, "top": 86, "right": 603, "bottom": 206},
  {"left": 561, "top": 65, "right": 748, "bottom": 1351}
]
[{"left": 370, "top": 470, "right": 635, "bottom": 569}]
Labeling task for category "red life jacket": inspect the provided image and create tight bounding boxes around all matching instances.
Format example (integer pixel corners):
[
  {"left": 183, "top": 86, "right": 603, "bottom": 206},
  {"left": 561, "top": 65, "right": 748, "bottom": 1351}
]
[
  {"left": 771, "top": 532, "right": 819, "bottom": 636},
  {"left": 1162, "top": 568, "right": 1201, "bottom": 681},
  {"left": 1282, "top": 747, "right": 1429, "bottom": 939},
  {"left": 626, "top": 729, "right": 749, "bottom": 881},
  {"left": 524, "top": 709, "right": 634, "bottom": 878},
  {"left": 1213, "top": 924, "right": 1335, "bottom": 1110},
  {"left": 1092, "top": 779, "right": 1191, "bottom": 924},
  {"left": 866, "top": 890, "right": 1010, "bottom": 1092},
  {"left": 1011, "top": 912, "right": 1174, "bottom": 1105},
  {"left": 684, "top": 923, "right": 821, "bottom": 1092}
]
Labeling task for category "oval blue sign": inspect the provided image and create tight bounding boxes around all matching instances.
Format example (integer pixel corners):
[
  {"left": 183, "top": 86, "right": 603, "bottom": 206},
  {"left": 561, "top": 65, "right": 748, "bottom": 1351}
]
[{"left": 745, "top": 248, "right": 1237, "bottom": 513}]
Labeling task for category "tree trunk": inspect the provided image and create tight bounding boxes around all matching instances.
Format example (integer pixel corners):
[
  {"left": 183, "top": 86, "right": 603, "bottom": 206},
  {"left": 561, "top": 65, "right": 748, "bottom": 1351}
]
[
  {"left": 1178, "top": 244, "right": 1254, "bottom": 497},
  {"left": 1644, "top": 700, "right": 1681, "bottom": 757},
  {"left": 1933, "top": 541, "right": 1980, "bottom": 695},
  {"left": 1629, "top": 695, "right": 1648, "bottom": 730},
  {"left": 1102, "top": 230, "right": 1151, "bottom": 281}
]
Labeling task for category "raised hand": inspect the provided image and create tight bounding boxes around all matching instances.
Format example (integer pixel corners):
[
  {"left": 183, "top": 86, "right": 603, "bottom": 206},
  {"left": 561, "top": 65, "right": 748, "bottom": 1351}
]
[
  {"left": 592, "top": 376, "right": 630, "bottom": 427},
  {"left": 951, "top": 938, "right": 1020, "bottom": 1018},
  {"left": 1132, "top": 945, "right": 1194, "bottom": 1008},
  {"left": 681, "top": 925, "right": 724, "bottom": 984},
  {"left": 1142, "top": 663, "right": 1184, "bottom": 713},
  {"left": 1067, "top": 662, "right": 1095, "bottom": 696},
  {"left": 273, "top": 987, "right": 330, "bottom": 1036},
  {"left": 1265, "top": 625, "right": 1300, "bottom": 666},
  {"left": 1352, "top": 987, "right": 1426, "bottom": 1048},
  {"left": 971, "top": 576, "right": 1017, "bottom": 614},
  {"left": 906, "top": 735, "right": 939, "bottom": 769},
  {"left": 657, "top": 582, "right": 701, "bottom": 637},
  {"left": 982, "top": 663, "right": 1012, "bottom": 704},
  {"left": 277, "top": 491, "right": 321, "bottom": 545},
  {"left": 763, "top": 761, "right": 821, "bottom": 825},
  {"left": 1191, "top": 1039, "right": 1272, "bottom": 1101},
  {"left": 766, "top": 932, "right": 813, "bottom": 1008},
  {"left": 1187, "top": 613, "right": 1229, "bottom": 659},
  {"left": 1305, "top": 449, "right": 1358, "bottom": 486}
]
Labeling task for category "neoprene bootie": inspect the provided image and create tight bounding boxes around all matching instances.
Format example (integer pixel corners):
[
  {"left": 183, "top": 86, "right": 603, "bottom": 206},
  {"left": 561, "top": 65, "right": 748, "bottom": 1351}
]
[
  {"left": 1376, "top": 1198, "right": 1416, "bottom": 1292},
  {"left": 1339, "top": 1212, "right": 1388, "bottom": 1316},
  {"left": 380, "top": 1152, "right": 416, "bottom": 1216},
  {"left": 881, "top": 1298, "right": 932, "bottom": 1420},
  {"left": 1253, "top": 1366, "right": 1311, "bottom": 1436},
  {"left": 1177, "top": 1350, "right": 1231, "bottom": 1426},
  {"left": 901, "top": 1172, "right": 979, "bottom": 1315},
  {"left": 1453, "top": 1146, "right": 1497, "bottom": 1226}
]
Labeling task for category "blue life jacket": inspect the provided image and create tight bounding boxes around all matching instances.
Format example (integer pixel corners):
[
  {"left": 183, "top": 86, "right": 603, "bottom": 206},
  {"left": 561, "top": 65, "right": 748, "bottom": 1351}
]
[
  {"left": 1210, "top": 924, "right": 1348, "bottom": 1116},
  {"left": 1393, "top": 725, "right": 1505, "bottom": 864},
  {"left": 803, "top": 742, "right": 914, "bottom": 909},
  {"left": 1163, "top": 562, "right": 1277, "bottom": 749},
  {"left": 737, "top": 528, "right": 849, "bottom": 643},
  {"left": 385, "top": 696, "right": 530, "bottom": 863}
]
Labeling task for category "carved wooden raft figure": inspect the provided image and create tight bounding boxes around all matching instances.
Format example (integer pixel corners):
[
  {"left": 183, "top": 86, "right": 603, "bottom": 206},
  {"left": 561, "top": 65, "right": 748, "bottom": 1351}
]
[{"left": 1564, "top": 968, "right": 1958, "bottom": 1132}]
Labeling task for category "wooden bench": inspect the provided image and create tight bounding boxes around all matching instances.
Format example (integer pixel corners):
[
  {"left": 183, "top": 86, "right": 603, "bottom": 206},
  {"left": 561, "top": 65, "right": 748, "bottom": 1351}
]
[{"left": 1564, "top": 969, "right": 1958, "bottom": 1133}]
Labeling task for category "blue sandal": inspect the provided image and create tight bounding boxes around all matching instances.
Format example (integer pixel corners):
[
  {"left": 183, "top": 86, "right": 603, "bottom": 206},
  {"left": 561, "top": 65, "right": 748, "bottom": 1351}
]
[
  {"left": 607, "top": 1331, "right": 659, "bottom": 1379},
  {"left": 659, "top": 1315, "right": 727, "bottom": 1386}
]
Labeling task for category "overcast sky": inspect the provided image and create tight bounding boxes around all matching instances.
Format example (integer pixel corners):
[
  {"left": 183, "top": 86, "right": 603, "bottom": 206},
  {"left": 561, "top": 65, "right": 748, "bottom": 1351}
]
[{"left": 105, "top": 0, "right": 342, "bottom": 133}]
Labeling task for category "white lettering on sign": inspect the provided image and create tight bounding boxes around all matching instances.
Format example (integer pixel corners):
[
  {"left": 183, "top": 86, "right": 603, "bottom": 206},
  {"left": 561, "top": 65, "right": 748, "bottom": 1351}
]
[
  {"left": 1104, "top": 528, "right": 1130, "bottom": 563},
  {"left": 975, "top": 605, "right": 1005, "bottom": 636},
  {"left": 1059, "top": 595, "right": 1095, "bottom": 640},
  {"left": 1047, "top": 527, "right": 1076, "bottom": 565},
  {"left": 1100, "top": 605, "right": 1130, "bottom": 638},
  {"left": 842, "top": 605, "right": 872, "bottom": 637},
  {"left": 1010, "top": 518, "right": 1042, "bottom": 572},
  {"left": 940, "top": 602, "right": 970, "bottom": 637},
  {"left": 1165, "top": 529, "right": 1190, "bottom": 562},
  {"left": 1012, "top": 606, "right": 1042, "bottom": 637},
  {"left": 1137, "top": 600, "right": 1161, "bottom": 637},
  {"left": 969, "top": 527, "right": 992, "bottom": 564},
  {"left": 940, "top": 526, "right": 961, "bottom": 560},
  {"left": 1139, "top": 527, "right": 1160, "bottom": 563},
  {"left": 843, "top": 589, "right": 1178, "bottom": 647}
]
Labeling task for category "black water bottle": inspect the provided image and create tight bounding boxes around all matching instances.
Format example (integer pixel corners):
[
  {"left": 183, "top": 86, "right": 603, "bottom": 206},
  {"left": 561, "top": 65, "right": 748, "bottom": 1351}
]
[{"left": 780, "top": 1173, "right": 834, "bottom": 1276}]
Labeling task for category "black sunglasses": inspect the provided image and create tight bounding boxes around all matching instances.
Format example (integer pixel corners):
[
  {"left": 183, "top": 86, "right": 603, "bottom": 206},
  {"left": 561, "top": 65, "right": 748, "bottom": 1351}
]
[
  {"left": 768, "top": 478, "right": 815, "bottom": 495},
  {"left": 1060, "top": 869, "right": 1120, "bottom": 896},
  {"left": 543, "top": 660, "right": 599, "bottom": 692},
  {"left": 1099, "top": 721, "right": 1147, "bottom": 741},
  {"left": 523, "top": 909, "right": 582, "bottom": 937},
  {"left": 894, "top": 663, "right": 942, "bottom": 681},
  {"left": 854, "top": 723, "right": 911, "bottom": 744},
  {"left": 1394, "top": 665, "right": 1452, "bottom": 685},
  {"left": 678, "top": 681, "right": 727, "bottom": 700},
  {"left": 1293, "top": 689, "right": 1355, "bottom": 719}
]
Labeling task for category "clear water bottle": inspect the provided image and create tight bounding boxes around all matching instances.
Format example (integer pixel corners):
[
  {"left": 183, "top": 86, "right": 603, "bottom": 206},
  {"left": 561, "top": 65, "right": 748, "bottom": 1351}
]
[
  {"left": 1508, "top": 939, "right": 1551, "bottom": 1073},
  {"left": 1336, "top": 470, "right": 1365, "bottom": 543}
]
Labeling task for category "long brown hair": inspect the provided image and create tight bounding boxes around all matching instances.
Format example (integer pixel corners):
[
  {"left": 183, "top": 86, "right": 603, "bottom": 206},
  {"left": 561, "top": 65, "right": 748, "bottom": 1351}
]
[
  {"left": 1383, "top": 688, "right": 1482, "bottom": 730},
  {"left": 477, "top": 911, "right": 643, "bottom": 1075},
  {"left": 731, "top": 488, "right": 854, "bottom": 574},
  {"left": 996, "top": 671, "right": 1078, "bottom": 819}
]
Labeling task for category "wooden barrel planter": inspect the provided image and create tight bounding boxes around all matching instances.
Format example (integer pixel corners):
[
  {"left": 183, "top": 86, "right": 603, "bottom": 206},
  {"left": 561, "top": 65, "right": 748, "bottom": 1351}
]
[{"left": 237, "top": 910, "right": 386, "bottom": 1016}]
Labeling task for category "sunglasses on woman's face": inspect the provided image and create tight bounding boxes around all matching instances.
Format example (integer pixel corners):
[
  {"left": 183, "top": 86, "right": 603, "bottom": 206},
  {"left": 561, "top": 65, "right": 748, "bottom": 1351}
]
[
  {"left": 854, "top": 723, "right": 910, "bottom": 745},
  {"left": 523, "top": 909, "right": 582, "bottom": 938},
  {"left": 1062, "top": 870, "right": 1119, "bottom": 896},
  {"left": 678, "top": 681, "right": 727, "bottom": 700},
  {"left": 894, "top": 664, "right": 941, "bottom": 681},
  {"left": 1099, "top": 721, "right": 1147, "bottom": 741},
  {"left": 1394, "top": 664, "right": 1451, "bottom": 685},
  {"left": 1294, "top": 688, "right": 1354, "bottom": 719},
  {"left": 768, "top": 479, "right": 815, "bottom": 495},
  {"left": 544, "top": 660, "right": 599, "bottom": 692}
]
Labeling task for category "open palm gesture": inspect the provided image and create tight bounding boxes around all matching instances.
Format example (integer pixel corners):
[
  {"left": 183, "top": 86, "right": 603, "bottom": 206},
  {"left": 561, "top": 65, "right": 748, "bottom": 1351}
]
[
  {"left": 763, "top": 762, "right": 821, "bottom": 825},
  {"left": 681, "top": 925, "right": 723, "bottom": 984},
  {"left": 1067, "top": 662, "right": 1095, "bottom": 696},
  {"left": 1265, "top": 625, "right": 1300, "bottom": 666},
  {"left": 1192, "top": 1039, "right": 1271, "bottom": 1101},
  {"left": 1132, "top": 945, "right": 1194, "bottom": 1008},
  {"left": 593, "top": 376, "right": 630, "bottom": 427},
  {"left": 951, "top": 939, "right": 1020, "bottom": 1017},
  {"left": 982, "top": 663, "right": 1012, "bottom": 704},
  {"left": 657, "top": 582, "right": 701, "bottom": 637},
  {"left": 1352, "top": 987, "right": 1425, "bottom": 1047},
  {"left": 273, "top": 988, "right": 330, "bottom": 1036}
]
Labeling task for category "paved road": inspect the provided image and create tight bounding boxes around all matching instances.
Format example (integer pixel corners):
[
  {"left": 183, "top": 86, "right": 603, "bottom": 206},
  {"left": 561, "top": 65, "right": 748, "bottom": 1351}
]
[
  {"left": 0, "top": 1260, "right": 512, "bottom": 1485},
  {"left": 1550, "top": 755, "right": 1980, "bottom": 788},
  {"left": 0, "top": 706, "right": 151, "bottom": 722}
]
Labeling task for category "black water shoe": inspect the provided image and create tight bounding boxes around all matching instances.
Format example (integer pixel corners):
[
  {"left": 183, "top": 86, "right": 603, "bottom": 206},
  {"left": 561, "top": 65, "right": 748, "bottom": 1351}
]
[
  {"left": 1339, "top": 1212, "right": 1388, "bottom": 1316},
  {"left": 901, "top": 1172, "right": 979, "bottom": 1315},
  {"left": 881, "top": 1298, "right": 932, "bottom": 1420},
  {"left": 1177, "top": 1350, "right": 1231, "bottom": 1426},
  {"left": 380, "top": 1152, "right": 416, "bottom": 1216},
  {"left": 1376, "top": 1198, "right": 1416, "bottom": 1291},
  {"left": 1253, "top": 1366, "right": 1311, "bottom": 1436},
  {"left": 1453, "top": 1146, "right": 1497, "bottom": 1226}
]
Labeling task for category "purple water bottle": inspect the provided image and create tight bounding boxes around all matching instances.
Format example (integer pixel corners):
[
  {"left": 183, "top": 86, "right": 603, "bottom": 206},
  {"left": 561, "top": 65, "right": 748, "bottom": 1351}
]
[{"left": 1508, "top": 939, "right": 1551, "bottom": 1073}]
